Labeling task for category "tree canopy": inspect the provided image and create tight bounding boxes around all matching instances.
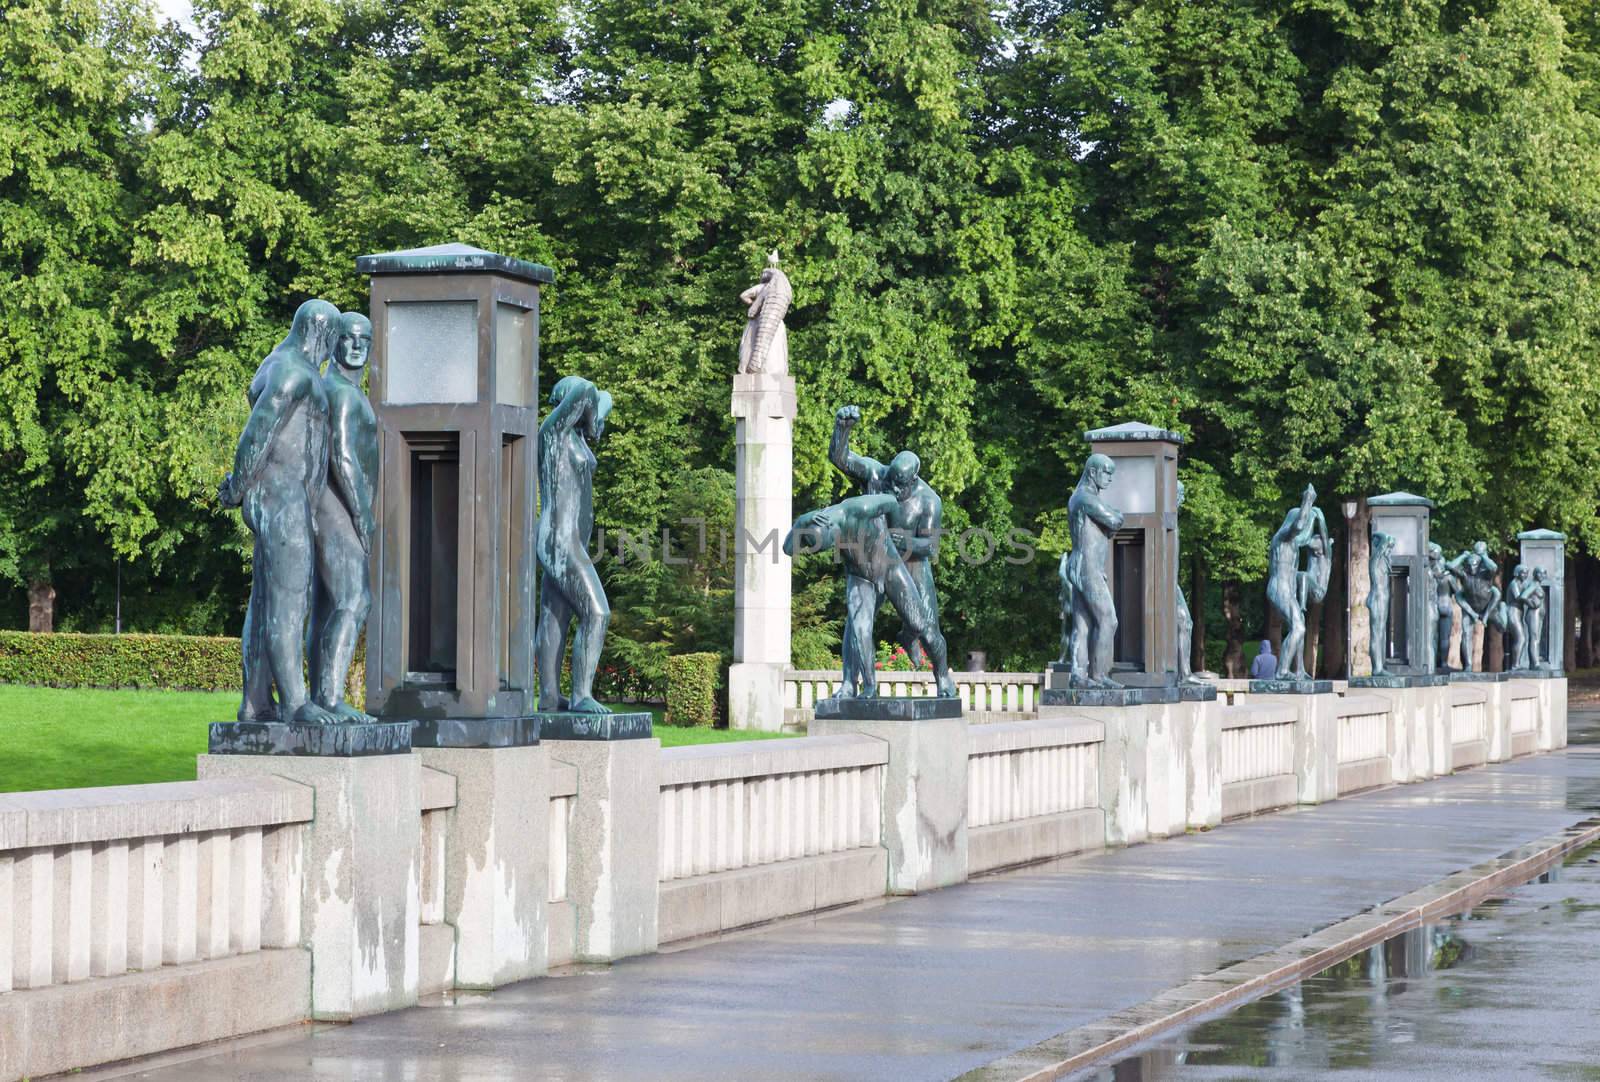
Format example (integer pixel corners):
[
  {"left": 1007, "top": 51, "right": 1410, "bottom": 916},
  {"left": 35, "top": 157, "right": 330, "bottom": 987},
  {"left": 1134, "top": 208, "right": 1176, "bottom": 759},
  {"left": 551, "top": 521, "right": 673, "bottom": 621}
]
[{"left": 4, "top": 0, "right": 1600, "bottom": 677}]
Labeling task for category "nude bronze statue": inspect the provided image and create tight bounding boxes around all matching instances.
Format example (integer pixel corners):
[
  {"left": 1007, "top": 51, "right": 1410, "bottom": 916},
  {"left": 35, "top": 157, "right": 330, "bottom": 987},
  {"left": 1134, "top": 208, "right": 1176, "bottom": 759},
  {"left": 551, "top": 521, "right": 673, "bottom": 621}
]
[
  {"left": 830, "top": 404, "right": 943, "bottom": 668},
  {"left": 535, "top": 375, "right": 614, "bottom": 714},
  {"left": 309, "top": 311, "right": 377, "bottom": 720},
  {"left": 1501, "top": 564, "right": 1534, "bottom": 671},
  {"left": 1265, "top": 485, "right": 1329, "bottom": 680},
  {"left": 219, "top": 298, "right": 340, "bottom": 723},
  {"left": 784, "top": 492, "right": 956, "bottom": 700},
  {"left": 1446, "top": 543, "right": 1500, "bottom": 672},
  {"left": 1427, "top": 542, "right": 1459, "bottom": 673},
  {"left": 1067, "top": 453, "right": 1124, "bottom": 688},
  {"left": 1175, "top": 480, "right": 1200, "bottom": 684},
  {"left": 1368, "top": 531, "right": 1396, "bottom": 674},
  {"left": 1525, "top": 567, "right": 1551, "bottom": 669}
]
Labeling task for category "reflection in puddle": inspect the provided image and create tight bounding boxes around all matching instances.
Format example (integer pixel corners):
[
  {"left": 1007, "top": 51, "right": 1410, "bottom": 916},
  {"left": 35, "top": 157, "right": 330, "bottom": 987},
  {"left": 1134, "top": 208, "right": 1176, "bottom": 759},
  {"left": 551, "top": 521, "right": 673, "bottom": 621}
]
[{"left": 1083, "top": 848, "right": 1593, "bottom": 1080}]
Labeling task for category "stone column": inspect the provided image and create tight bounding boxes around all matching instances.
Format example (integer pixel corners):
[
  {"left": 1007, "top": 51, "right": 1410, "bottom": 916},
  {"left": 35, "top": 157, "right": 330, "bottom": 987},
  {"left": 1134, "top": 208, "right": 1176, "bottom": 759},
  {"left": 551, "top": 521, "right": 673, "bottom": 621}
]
[
  {"left": 728, "top": 372, "right": 797, "bottom": 731},
  {"left": 548, "top": 737, "right": 661, "bottom": 961},
  {"left": 810, "top": 714, "right": 969, "bottom": 893},
  {"left": 415, "top": 746, "right": 550, "bottom": 988},
  {"left": 198, "top": 753, "right": 420, "bottom": 1020}
]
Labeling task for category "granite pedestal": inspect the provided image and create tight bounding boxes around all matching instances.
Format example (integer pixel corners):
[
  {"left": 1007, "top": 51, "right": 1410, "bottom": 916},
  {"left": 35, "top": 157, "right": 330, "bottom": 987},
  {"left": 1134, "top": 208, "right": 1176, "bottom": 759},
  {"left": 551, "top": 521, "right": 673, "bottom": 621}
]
[
  {"left": 535, "top": 711, "right": 653, "bottom": 741},
  {"left": 1349, "top": 674, "right": 1449, "bottom": 690},
  {"left": 410, "top": 716, "right": 541, "bottom": 749},
  {"left": 1247, "top": 679, "right": 1333, "bottom": 695},
  {"left": 813, "top": 696, "right": 961, "bottom": 721},
  {"left": 208, "top": 721, "right": 411, "bottom": 757},
  {"left": 1041, "top": 686, "right": 1180, "bottom": 708}
]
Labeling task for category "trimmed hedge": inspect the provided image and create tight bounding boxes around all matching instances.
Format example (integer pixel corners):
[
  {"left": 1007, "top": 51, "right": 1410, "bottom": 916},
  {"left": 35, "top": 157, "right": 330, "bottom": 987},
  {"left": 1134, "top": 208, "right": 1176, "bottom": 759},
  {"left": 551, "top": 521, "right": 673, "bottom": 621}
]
[
  {"left": 665, "top": 652, "right": 720, "bottom": 727},
  {"left": 0, "top": 630, "right": 367, "bottom": 703}
]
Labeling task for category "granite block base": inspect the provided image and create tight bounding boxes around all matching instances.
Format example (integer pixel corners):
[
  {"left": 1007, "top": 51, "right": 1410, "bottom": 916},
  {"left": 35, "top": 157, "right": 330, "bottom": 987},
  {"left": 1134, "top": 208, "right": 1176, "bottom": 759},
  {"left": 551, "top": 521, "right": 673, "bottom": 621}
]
[
  {"left": 208, "top": 720, "right": 412, "bottom": 756},
  {"left": 1449, "top": 671, "right": 1507, "bottom": 683},
  {"left": 1350, "top": 673, "right": 1450, "bottom": 689},
  {"left": 536, "top": 711, "right": 654, "bottom": 741},
  {"left": 813, "top": 696, "right": 962, "bottom": 721},
  {"left": 1040, "top": 686, "right": 1180, "bottom": 707},
  {"left": 409, "top": 716, "right": 542, "bottom": 749},
  {"left": 1178, "top": 682, "right": 1219, "bottom": 702},
  {"left": 1247, "top": 679, "right": 1333, "bottom": 695}
]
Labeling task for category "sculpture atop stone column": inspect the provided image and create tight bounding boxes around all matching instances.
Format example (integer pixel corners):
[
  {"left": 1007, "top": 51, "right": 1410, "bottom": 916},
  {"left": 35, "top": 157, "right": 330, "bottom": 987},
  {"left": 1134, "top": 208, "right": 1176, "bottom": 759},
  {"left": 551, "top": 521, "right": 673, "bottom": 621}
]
[
  {"left": 1368, "top": 531, "right": 1395, "bottom": 675},
  {"left": 1066, "top": 453, "right": 1124, "bottom": 688},
  {"left": 737, "top": 251, "right": 790, "bottom": 375},
  {"left": 1447, "top": 543, "right": 1500, "bottom": 673},
  {"left": 784, "top": 492, "right": 958, "bottom": 714},
  {"left": 1427, "top": 543, "right": 1458, "bottom": 673},
  {"left": 829, "top": 404, "right": 943, "bottom": 668},
  {"left": 536, "top": 375, "right": 614, "bottom": 715},
  {"left": 309, "top": 311, "right": 378, "bottom": 721},
  {"left": 219, "top": 298, "right": 341, "bottom": 725},
  {"left": 1262, "top": 485, "right": 1331, "bottom": 684}
]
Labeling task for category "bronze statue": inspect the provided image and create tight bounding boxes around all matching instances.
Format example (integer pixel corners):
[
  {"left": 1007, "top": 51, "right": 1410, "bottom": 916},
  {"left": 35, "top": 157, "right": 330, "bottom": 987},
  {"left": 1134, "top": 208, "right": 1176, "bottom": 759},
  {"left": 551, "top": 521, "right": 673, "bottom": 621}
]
[
  {"left": 1368, "top": 532, "right": 1396, "bottom": 674},
  {"left": 1447, "top": 543, "right": 1499, "bottom": 672},
  {"left": 1175, "top": 481, "right": 1199, "bottom": 683},
  {"left": 1066, "top": 454, "right": 1124, "bottom": 688},
  {"left": 309, "top": 312, "right": 378, "bottom": 720},
  {"left": 219, "top": 299, "right": 340, "bottom": 723},
  {"left": 535, "top": 376, "right": 614, "bottom": 714},
  {"left": 1526, "top": 567, "right": 1551, "bottom": 669},
  {"left": 737, "top": 251, "right": 791, "bottom": 375},
  {"left": 829, "top": 404, "right": 944, "bottom": 668},
  {"left": 784, "top": 493, "right": 956, "bottom": 699},
  {"left": 1427, "top": 542, "right": 1459, "bottom": 673},
  {"left": 1265, "top": 485, "right": 1329, "bottom": 680}
]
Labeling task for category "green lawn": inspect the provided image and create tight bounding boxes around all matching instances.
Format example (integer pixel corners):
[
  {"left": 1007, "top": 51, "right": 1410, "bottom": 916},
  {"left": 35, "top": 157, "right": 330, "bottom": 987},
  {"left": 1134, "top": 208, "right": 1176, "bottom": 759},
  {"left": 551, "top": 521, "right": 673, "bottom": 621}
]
[{"left": 0, "top": 686, "right": 793, "bottom": 793}]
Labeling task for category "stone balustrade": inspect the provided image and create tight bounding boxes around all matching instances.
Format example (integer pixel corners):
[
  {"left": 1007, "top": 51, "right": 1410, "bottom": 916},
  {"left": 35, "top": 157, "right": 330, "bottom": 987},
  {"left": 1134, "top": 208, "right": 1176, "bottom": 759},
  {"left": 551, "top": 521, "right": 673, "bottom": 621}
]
[
  {"left": 656, "top": 735, "right": 888, "bottom": 944},
  {"left": 1334, "top": 694, "right": 1392, "bottom": 795},
  {"left": 1450, "top": 686, "right": 1490, "bottom": 769},
  {"left": 0, "top": 676, "right": 1572, "bottom": 1082},
  {"left": 1219, "top": 703, "right": 1299, "bottom": 819},
  {"left": 782, "top": 669, "right": 1043, "bottom": 728},
  {"left": 966, "top": 719, "right": 1103, "bottom": 874},
  {"left": 0, "top": 778, "right": 314, "bottom": 1081}
]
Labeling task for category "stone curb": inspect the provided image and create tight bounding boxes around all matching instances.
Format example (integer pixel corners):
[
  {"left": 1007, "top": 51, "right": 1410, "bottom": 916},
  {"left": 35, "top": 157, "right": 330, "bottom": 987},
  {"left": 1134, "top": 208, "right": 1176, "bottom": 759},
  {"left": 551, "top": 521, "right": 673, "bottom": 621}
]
[{"left": 960, "top": 814, "right": 1600, "bottom": 1082}]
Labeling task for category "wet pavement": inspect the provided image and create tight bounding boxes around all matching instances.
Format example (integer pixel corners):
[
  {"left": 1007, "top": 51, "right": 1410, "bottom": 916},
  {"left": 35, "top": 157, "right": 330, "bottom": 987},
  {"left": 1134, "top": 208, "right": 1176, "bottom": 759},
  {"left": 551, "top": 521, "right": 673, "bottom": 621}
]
[
  {"left": 99, "top": 716, "right": 1600, "bottom": 1082},
  {"left": 1086, "top": 840, "right": 1600, "bottom": 1081}
]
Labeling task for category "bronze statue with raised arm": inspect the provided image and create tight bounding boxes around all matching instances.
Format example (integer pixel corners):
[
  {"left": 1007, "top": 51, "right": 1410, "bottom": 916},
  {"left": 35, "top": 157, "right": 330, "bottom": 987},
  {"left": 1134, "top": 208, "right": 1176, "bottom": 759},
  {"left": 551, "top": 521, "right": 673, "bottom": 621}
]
[
  {"left": 309, "top": 311, "right": 378, "bottom": 720},
  {"left": 219, "top": 298, "right": 340, "bottom": 724},
  {"left": 535, "top": 375, "right": 614, "bottom": 714},
  {"left": 784, "top": 492, "right": 956, "bottom": 700}
]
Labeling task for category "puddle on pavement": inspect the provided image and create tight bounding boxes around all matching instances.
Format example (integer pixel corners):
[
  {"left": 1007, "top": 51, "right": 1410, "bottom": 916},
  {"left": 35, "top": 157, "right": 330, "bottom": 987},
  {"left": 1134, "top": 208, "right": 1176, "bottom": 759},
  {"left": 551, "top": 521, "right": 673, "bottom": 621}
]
[{"left": 1078, "top": 842, "right": 1600, "bottom": 1081}]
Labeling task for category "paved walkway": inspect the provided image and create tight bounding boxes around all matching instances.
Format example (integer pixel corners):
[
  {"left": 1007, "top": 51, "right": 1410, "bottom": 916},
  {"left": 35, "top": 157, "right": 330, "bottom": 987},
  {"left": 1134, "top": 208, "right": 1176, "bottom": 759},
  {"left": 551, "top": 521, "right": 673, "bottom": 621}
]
[{"left": 107, "top": 719, "right": 1600, "bottom": 1082}]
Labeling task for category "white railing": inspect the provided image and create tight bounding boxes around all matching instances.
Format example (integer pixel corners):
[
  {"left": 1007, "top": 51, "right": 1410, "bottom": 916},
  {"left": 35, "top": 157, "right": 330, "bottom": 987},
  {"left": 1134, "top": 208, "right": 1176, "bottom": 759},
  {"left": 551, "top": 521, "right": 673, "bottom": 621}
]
[
  {"left": 1220, "top": 704, "right": 1297, "bottom": 786},
  {"left": 1336, "top": 696, "right": 1391, "bottom": 766},
  {"left": 1509, "top": 691, "right": 1538, "bottom": 734},
  {"left": 967, "top": 720, "right": 1101, "bottom": 829},
  {"left": 1451, "top": 690, "right": 1488, "bottom": 747},
  {"left": 0, "top": 778, "right": 310, "bottom": 993},
  {"left": 782, "top": 669, "right": 1043, "bottom": 727},
  {"left": 658, "top": 736, "right": 886, "bottom": 882},
  {"left": 549, "top": 763, "right": 576, "bottom": 904},
  {"left": 418, "top": 768, "right": 456, "bottom": 927}
]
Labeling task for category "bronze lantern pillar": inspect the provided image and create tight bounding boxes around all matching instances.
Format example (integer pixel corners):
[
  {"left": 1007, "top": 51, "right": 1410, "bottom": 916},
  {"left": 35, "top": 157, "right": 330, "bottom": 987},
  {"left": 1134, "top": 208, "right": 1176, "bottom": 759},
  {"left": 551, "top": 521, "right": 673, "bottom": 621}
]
[{"left": 356, "top": 243, "right": 554, "bottom": 738}]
